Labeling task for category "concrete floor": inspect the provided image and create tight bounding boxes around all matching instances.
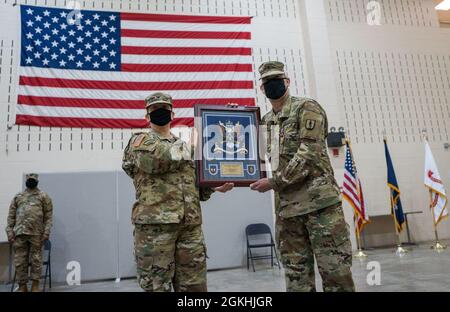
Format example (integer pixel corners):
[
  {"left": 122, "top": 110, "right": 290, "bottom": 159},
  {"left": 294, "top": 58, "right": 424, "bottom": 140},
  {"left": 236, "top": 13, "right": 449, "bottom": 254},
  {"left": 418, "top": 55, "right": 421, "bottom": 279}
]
[{"left": 2, "top": 241, "right": 450, "bottom": 292}]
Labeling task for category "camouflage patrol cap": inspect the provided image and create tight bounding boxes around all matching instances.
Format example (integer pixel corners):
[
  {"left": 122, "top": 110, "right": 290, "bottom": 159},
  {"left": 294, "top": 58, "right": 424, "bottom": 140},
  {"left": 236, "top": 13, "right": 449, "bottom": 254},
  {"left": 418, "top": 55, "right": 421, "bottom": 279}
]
[
  {"left": 258, "top": 61, "right": 286, "bottom": 80},
  {"left": 26, "top": 173, "right": 39, "bottom": 181},
  {"left": 145, "top": 92, "right": 173, "bottom": 109}
]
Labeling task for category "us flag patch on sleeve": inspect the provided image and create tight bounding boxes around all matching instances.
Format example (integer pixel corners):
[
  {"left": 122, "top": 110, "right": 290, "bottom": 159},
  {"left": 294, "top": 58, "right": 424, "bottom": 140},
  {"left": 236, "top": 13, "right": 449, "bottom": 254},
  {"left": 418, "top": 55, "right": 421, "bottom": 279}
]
[{"left": 132, "top": 134, "right": 146, "bottom": 148}]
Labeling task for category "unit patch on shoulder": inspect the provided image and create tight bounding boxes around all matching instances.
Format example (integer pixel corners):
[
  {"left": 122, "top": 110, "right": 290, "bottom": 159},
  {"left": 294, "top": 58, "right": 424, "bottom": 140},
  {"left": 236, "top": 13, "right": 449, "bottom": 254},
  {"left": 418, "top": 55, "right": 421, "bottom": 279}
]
[{"left": 305, "top": 119, "right": 316, "bottom": 131}]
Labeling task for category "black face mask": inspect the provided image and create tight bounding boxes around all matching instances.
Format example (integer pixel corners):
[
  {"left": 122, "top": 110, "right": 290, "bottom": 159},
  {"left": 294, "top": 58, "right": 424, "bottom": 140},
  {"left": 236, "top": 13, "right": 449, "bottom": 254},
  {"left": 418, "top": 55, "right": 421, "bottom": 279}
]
[
  {"left": 263, "top": 79, "right": 287, "bottom": 100},
  {"left": 26, "top": 179, "right": 38, "bottom": 189},
  {"left": 149, "top": 108, "right": 172, "bottom": 126}
]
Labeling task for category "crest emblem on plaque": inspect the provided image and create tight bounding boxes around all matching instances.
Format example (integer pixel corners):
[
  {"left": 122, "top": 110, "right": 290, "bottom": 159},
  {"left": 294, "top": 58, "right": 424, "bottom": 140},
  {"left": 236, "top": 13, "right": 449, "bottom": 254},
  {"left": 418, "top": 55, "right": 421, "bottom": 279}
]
[
  {"left": 208, "top": 164, "right": 219, "bottom": 176},
  {"left": 247, "top": 165, "right": 256, "bottom": 176},
  {"left": 213, "top": 121, "right": 249, "bottom": 156}
]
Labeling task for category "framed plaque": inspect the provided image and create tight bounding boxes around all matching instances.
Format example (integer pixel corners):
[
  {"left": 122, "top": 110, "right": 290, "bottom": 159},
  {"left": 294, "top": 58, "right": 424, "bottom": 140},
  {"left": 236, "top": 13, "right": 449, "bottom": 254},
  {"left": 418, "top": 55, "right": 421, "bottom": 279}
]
[{"left": 194, "top": 105, "right": 265, "bottom": 187}]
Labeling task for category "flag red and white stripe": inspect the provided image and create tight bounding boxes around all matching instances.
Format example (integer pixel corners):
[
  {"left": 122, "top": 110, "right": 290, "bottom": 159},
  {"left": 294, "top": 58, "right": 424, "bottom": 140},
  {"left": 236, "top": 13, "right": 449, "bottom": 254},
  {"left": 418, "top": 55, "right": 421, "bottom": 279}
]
[
  {"left": 424, "top": 141, "right": 448, "bottom": 225},
  {"left": 343, "top": 141, "right": 369, "bottom": 234},
  {"left": 16, "top": 6, "right": 254, "bottom": 128}
]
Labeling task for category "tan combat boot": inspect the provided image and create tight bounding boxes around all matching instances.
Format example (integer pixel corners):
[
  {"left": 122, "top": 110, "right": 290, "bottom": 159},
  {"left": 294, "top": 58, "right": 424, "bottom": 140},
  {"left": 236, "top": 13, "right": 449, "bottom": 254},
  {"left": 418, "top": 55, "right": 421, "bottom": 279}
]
[
  {"left": 18, "top": 284, "right": 28, "bottom": 292},
  {"left": 31, "top": 280, "right": 40, "bottom": 292}
]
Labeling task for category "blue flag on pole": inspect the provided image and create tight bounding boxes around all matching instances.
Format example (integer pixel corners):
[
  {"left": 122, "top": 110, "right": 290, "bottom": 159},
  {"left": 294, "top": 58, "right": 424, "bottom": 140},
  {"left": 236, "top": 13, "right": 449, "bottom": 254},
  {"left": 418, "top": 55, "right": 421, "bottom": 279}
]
[{"left": 384, "top": 139, "right": 405, "bottom": 232}]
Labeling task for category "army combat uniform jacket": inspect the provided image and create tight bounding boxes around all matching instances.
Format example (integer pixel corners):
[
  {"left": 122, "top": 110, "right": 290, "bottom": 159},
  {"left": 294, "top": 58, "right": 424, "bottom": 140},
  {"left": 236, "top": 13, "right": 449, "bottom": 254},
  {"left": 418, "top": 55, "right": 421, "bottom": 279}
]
[
  {"left": 263, "top": 96, "right": 341, "bottom": 218},
  {"left": 6, "top": 188, "right": 53, "bottom": 238},
  {"left": 122, "top": 129, "right": 213, "bottom": 225}
]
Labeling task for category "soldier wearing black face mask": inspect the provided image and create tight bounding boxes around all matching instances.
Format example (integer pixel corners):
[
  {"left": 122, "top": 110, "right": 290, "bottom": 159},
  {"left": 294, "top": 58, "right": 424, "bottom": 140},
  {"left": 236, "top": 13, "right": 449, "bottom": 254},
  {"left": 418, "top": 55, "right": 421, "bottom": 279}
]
[
  {"left": 6, "top": 173, "right": 53, "bottom": 292},
  {"left": 250, "top": 61, "right": 355, "bottom": 292},
  {"left": 122, "top": 92, "right": 234, "bottom": 292},
  {"left": 262, "top": 77, "right": 288, "bottom": 100}
]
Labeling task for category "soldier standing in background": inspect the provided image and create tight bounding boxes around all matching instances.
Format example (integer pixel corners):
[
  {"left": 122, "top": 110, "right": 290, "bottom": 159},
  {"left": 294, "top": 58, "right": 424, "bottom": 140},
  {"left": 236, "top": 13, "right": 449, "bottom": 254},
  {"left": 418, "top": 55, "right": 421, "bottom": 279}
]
[
  {"left": 122, "top": 92, "right": 233, "bottom": 292},
  {"left": 6, "top": 173, "right": 53, "bottom": 292},
  {"left": 250, "top": 61, "right": 355, "bottom": 292}
]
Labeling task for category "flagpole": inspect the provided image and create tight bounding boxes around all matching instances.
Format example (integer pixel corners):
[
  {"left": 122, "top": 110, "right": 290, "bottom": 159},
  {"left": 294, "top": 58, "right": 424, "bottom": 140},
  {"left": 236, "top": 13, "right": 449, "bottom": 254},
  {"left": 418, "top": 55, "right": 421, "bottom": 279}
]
[
  {"left": 422, "top": 130, "right": 447, "bottom": 251},
  {"left": 346, "top": 138, "right": 368, "bottom": 259},
  {"left": 384, "top": 136, "right": 407, "bottom": 255},
  {"left": 391, "top": 191, "right": 408, "bottom": 255},
  {"left": 354, "top": 215, "right": 368, "bottom": 259},
  {"left": 354, "top": 216, "right": 360, "bottom": 250},
  {"left": 430, "top": 190, "right": 447, "bottom": 251}
]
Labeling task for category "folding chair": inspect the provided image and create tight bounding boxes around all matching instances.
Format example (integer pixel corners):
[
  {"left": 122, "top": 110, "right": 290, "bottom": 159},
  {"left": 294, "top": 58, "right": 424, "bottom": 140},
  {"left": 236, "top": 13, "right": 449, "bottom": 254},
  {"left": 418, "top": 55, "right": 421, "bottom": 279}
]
[{"left": 245, "top": 223, "right": 280, "bottom": 272}]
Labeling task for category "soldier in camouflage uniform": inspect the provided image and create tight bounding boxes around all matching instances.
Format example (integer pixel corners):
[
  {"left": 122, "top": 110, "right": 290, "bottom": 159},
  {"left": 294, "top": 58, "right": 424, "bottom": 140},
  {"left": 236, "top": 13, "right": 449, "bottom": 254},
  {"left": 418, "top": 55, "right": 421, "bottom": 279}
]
[
  {"left": 250, "top": 61, "right": 355, "bottom": 292},
  {"left": 122, "top": 92, "right": 233, "bottom": 292},
  {"left": 6, "top": 173, "right": 53, "bottom": 292}
]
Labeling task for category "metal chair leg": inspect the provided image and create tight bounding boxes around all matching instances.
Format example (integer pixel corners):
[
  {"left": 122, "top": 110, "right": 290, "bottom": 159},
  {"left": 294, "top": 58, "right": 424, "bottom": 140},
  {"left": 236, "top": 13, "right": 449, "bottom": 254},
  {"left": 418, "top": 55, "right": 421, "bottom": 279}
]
[
  {"left": 246, "top": 248, "right": 249, "bottom": 270},
  {"left": 49, "top": 259, "right": 52, "bottom": 288},
  {"left": 248, "top": 248, "right": 256, "bottom": 272},
  {"left": 271, "top": 247, "right": 274, "bottom": 267}
]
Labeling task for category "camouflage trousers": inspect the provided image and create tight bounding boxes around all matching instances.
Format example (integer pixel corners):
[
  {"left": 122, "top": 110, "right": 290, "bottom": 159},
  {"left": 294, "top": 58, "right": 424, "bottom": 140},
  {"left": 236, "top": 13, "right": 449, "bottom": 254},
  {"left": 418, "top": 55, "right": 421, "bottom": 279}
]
[
  {"left": 133, "top": 223, "right": 207, "bottom": 292},
  {"left": 277, "top": 203, "right": 355, "bottom": 292},
  {"left": 13, "top": 235, "right": 43, "bottom": 284}
]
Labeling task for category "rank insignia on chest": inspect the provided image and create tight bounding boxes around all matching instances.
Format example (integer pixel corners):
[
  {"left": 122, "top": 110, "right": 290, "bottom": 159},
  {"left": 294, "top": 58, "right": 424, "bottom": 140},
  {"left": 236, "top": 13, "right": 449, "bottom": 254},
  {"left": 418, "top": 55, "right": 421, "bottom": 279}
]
[{"left": 305, "top": 119, "right": 316, "bottom": 130}]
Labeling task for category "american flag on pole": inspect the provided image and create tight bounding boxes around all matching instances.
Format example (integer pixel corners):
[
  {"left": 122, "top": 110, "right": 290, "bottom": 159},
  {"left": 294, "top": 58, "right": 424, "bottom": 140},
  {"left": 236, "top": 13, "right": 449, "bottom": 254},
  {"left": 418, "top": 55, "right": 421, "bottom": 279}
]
[
  {"left": 343, "top": 141, "right": 369, "bottom": 234},
  {"left": 16, "top": 5, "right": 254, "bottom": 128}
]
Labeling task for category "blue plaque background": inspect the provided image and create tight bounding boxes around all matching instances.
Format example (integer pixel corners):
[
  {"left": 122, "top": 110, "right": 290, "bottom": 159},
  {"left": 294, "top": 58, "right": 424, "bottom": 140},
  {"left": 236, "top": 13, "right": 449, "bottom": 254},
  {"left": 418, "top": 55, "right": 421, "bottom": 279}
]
[{"left": 201, "top": 110, "right": 260, "bottom": 183}]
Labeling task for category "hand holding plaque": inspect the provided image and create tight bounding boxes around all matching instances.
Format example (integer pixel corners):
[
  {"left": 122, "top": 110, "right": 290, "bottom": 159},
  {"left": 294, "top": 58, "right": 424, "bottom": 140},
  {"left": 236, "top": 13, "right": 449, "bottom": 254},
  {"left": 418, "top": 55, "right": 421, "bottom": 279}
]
[
  {"left": 213, "top": 183, "right": 235, "bottom": 193},
  {"left": 249, "top": 178, "right": 273, "bottom": 193}
]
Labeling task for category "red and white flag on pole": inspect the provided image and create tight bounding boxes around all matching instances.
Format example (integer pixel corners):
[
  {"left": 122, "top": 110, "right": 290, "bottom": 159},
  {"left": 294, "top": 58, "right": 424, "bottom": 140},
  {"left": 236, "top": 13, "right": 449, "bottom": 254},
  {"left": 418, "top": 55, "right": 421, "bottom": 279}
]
[
  {"left": 343, "top": 141, "right": 369, "bottom": 234},
  {"left": 424, "top": 141, "right": 448, "bottom": 225}
]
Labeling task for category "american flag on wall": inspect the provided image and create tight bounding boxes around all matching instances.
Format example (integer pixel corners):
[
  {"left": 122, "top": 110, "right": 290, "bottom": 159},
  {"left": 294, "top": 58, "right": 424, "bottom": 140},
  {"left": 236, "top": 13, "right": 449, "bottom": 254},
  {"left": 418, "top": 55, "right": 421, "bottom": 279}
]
[
  {"left": 16, "top": 5, "right": 254, "bottom": 128},
  {"left": 343, "top": 141, "right": 369, "bottom": 234}
]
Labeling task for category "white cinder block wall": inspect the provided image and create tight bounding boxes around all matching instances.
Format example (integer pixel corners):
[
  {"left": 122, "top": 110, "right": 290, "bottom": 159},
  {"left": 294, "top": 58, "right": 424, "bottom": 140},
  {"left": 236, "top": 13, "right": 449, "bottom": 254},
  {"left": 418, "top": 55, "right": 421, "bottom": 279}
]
[{"left": 0, "top": 0, "right": 449, "bottom": 280}]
